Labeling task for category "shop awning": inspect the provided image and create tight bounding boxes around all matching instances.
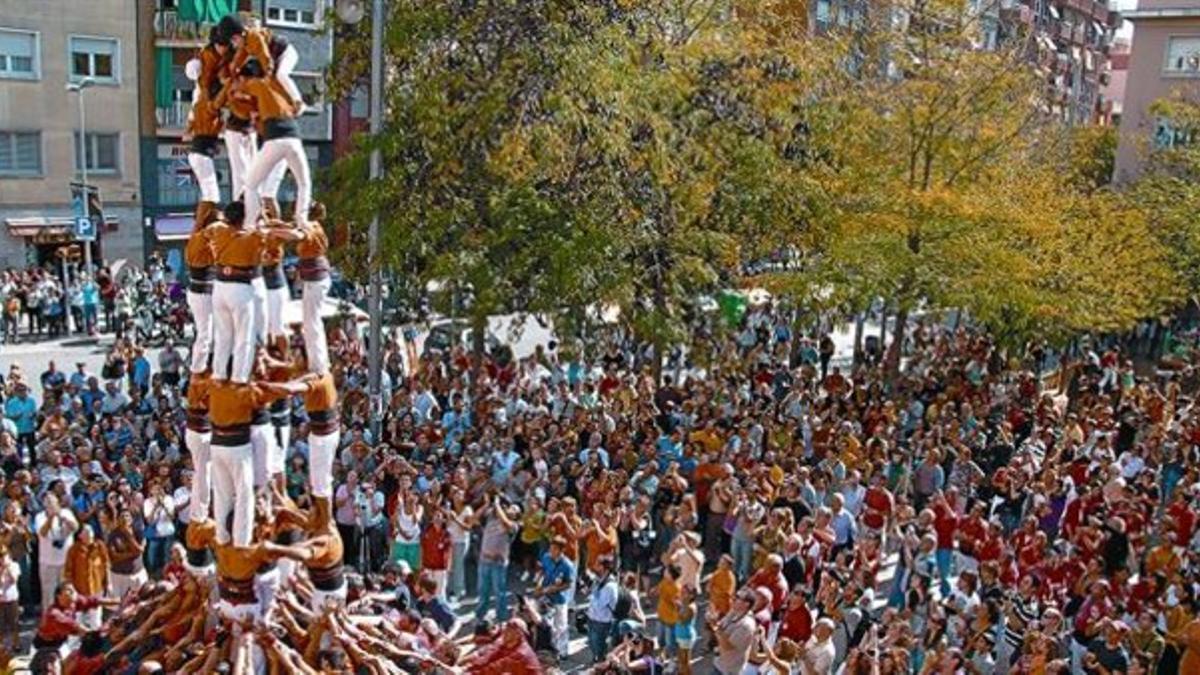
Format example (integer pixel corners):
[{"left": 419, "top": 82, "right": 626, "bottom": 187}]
[
  {"left": 5, "top": 215, "right": 118, "bottom": 238},
  {"left": 154, "top": 215, "right": 194, "bottom": 241}
]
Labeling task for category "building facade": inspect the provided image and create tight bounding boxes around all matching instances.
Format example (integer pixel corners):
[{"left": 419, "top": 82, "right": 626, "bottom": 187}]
[
  {"left": 137, "top": 0, "right": 334, "bottom": 270},
  {"left": 1100, "top": 37, "right": 1130, "bottom": 126},
  {"left": 997, "top": 0, "right": 1121, "bottom": 125},
  {"left": 808, "top": 0, "right": 1120, "bottom": 125},
  {"left": 1114, "top": 0, "right": 1200, "bottom": 181},
  {"left": 0, "top": 0, "right": 143, "bottom": 270}
]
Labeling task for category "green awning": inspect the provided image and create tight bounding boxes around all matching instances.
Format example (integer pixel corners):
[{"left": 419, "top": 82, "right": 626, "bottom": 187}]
[
  {"left": 155, "top": 48, "right": 174, "bottom": 108},
  {"left": 177, "top": 0, "right": 238, "bottom": 24}
]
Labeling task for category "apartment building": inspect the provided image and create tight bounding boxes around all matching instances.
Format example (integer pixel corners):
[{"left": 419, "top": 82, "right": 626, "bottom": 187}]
[
  {"left": 996, "top": 0, "right": 1121, "bottom": 124},
  {"left": 137, "top": 0, "right": 334, "bottom": 268},
  {"left": 810, "top": 0, "right": 1120, "bottom": 125},
  {"left": 1114, "top": 0, "right": 1200, "bottom": 181},
  {"left": 1100, "top": 37, "right": 1130, "bottom": 126},
  {"left": 0, "top": 0, "right": 143, "bottom": 270}
]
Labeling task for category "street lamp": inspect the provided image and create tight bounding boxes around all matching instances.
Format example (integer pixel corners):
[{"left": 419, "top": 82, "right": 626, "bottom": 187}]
[
  {"left": 337, "top": 0, "right": 385, "bottom": 440},
  {"left": 67, "top": 76, "right": 96, "bottom": 278}
]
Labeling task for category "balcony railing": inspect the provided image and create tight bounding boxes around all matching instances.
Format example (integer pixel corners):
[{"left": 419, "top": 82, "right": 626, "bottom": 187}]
[
  {"left": 157, "top": 100, "right": 192, "bottom": 132},
  {"left": 154, "top": 9, "right": 208, "bottom": 43},
  {"left": 155, "top": 8, "right": 252, "bottom": 44}
]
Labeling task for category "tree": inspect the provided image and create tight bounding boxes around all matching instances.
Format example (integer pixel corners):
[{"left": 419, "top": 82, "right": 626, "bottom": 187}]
[
  {"left": 326, "top": 1, "right": 633, "bottom": 374},
  {"left": 531, "top": 0, "right": 834, "bottom": 378},
  {"left": 778, "top": 0, "right": 1172, "bottom": 367},
  {"left": 327, "top": 0, "right": 832, "bottom": 379},
  {"left": 1127, "top": 90, "right": 1200, "bottom": 301}
]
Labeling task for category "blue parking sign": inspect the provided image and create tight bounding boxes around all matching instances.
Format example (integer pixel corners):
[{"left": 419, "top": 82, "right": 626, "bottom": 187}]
[{"left": 74, "top": 216, "right": 96, "bottom": 241}]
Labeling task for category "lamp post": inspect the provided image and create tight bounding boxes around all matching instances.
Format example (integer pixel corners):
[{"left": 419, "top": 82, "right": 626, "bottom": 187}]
[
  {"left": 67, "top": 76, "right": 96, "bottom": 277},
  {"left": 337, "top": 0, "right": 385, "bottom": 440}
]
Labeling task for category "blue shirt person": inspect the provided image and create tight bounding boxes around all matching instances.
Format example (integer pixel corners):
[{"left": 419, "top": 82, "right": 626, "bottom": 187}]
[{"left": 537, "top": 542, "right": 577, "bottom": 607}]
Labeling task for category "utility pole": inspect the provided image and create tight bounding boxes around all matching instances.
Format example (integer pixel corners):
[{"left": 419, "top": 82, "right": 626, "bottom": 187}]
[
  {"left": 336, "top": 0, "right": 386, "bottom": 440},
  {"left": 68, "top": 77, "right": 96, "bottom": 276}
]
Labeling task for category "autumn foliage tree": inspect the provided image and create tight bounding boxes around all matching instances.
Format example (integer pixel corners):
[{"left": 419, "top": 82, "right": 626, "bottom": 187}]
[{"left": 776, "top": 0, "right": 1173, "bottom": 370}]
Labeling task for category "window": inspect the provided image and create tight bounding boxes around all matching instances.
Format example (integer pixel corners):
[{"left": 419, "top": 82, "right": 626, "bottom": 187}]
[
  {"left": 0, "top": 131, "right": 41, "bottom": 175},
  {"left": 0, "top": 28, "right": 38, "bottom": 80},
  {"left": 69, "top": 35, "right": 119, "bottom": 83},
  {"left": 74, "top": 132, "right": 119, "bottom": 174},
  {"left": 1165, "top": 36, "right": 1200, "bottom": 75},
  {"left": 266, "top": 0, "right": 323, "bottom": 29}
]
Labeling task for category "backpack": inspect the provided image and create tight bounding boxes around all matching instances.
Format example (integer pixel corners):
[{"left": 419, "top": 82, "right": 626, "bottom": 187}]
[{"left": 613, "top": 586, "right": 634, "bottom": 622}]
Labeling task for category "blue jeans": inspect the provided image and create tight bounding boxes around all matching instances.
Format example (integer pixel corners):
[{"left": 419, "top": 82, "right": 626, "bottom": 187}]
[
  {"left": 732, "top": 538, "right": 754, "bottom": 581},
  {"left": 146, "top": 536, "right": 171, "bottom": 575},
  {"left": 935, "top": 548, "right": 952, "bottom": 597},
  {"left": 83, "top": 304, "right": 97, "bottom": 332},
  {"left": 588, "top": 619, "right": 612, "bottom": 662},
  {"left": 475, "top": 560, "right": 510, "bottom": 622},
  {"left": 450, "top": 540, "right": 469, "bottom": 598},
  {"left": 658, "top": 620, "right": 678, "bottom": 654}
]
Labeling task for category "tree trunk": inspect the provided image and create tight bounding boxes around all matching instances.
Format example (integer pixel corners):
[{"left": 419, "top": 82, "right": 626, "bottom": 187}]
[
  {"left": 651, "top": 245, "right": 667, "bottom": 386},
  {"left": 886, "top": 306, "right": 908, "bottom": 383},
  {"left": 879, "top": 304, "right": 888, "bottom": 351},
  {"left": 470, "top": 313, "right": 486, "bottom": 386},
  {"left": 852, "top": 311, "right": 865, "bottom": 367}
]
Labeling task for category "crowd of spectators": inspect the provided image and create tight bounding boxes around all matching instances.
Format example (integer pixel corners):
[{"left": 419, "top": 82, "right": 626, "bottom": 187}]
[
  {"left": 0, "top": 254, "right": 178, "bottom": 343},
  {"left": 2, "top": 292, "right": 1200, "bottom": 674}
]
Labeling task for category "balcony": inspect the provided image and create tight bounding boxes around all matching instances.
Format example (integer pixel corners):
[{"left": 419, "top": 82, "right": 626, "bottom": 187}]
[
  {"left": 154, "top": 9, "right": 207, "bottom": 47},
  {"left": 155, "top": 8, "right": 253, "bottom": 47}
]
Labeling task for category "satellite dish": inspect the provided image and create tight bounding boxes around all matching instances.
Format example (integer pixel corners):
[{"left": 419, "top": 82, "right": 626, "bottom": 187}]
[{"left": 336, "top": 0, "right": 366, "bottom": 24}]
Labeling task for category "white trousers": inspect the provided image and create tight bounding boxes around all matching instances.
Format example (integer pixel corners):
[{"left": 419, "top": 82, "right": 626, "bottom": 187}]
[
  {"left": 278, "top": 558, "right": 296, "bottom": 585},
  {"left": 212, "top": 280, "right": 256, "bottom": 383},
  {"left": 187, "top": 152, "right": 221, "bottom": 203},
  {"left": 266, "top": 286, "right": 287, "bottom": 340},
  {"left": 245, "top": 137, "right": 310, "bottom": 228},
  {"left": 308, "top": 430, "right": 340, "bottom": 498},
  {"left": 223, "top": 129, "right": 257, "bottom": 201},
  {"left": 224, "top": 128, "right": 287, "bottom": 206},
  {"left": 39, "top": 563, "right": 62, "bottom": 610},
  {"left": 78, "top": 607, "right": 102, "bottom": 631},
  {"left": 110, "top": 569, "right": 147, "bottom": 600},
  {"left": 550, "top": 602, "right": 570, "bottom": 657},
  {"left": 252, "top": 277, "right": 268, "bottom": 347},
  {"left": 310, "top": 581, "right": 348, "bottom": 613},
  {"left": 275, "top": 44, "right": 303, "bottom": 105},
  {"left": 187, "top": 289, "right": 213, "bottom": 373},
  {"left": 427, "top": 568, "right": 448, "bottom": 600},
  {"left": 183, "top": 561, "right": 215, "bottom": 579},
  {"left": 211, "top": 442, "right": 255, "bottom": 546},
  {"left": 302, "top": 278, "right": 331, "bottom": 374},
  {"left": 250, "top": 422, "right": 276, "bottom": 490},
  {"left": 187, "top": 428, "right": 212, "bottom": 522},
  {"left": 260, "top": 160, "right": 288, "bottom": 206},
  {"left": 255, "top": 566, "right": 281, "bottom": 618}
]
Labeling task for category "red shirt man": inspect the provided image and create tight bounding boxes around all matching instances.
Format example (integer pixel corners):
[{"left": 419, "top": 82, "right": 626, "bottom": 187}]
[
  {"left": 465, "top": 620, "right": 542, "bottom": 675},
  {"left": 862, "top": 476, "right": 893, "bottom": 531},
  {"left": 932, "top": 497, "right": 959, "bottom": 552},
  {"left": 778, "top": 593, "right": 813, "bottom": 643},
  {"left": 748, "top": 555, "right": 789, "bottom": 614},
  {"left": 420, "top": 520, "right": 451, "bottom": 572},
  {"left": 36, "top": 586, "right": 100, "bottom": 645}
]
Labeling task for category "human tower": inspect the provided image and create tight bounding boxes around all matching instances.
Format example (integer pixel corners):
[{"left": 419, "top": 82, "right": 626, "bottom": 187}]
[
  {"left": 180, "top": 11, "right": 346, "bottom": 638},
  {"left": 90, "top": 15, "right": 450, "bottom": 671}
]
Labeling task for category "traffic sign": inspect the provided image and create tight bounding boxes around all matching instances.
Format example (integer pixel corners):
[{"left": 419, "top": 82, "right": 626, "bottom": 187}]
[{"left": 74, "top": 216, "right": 96, "bottom": 241}]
